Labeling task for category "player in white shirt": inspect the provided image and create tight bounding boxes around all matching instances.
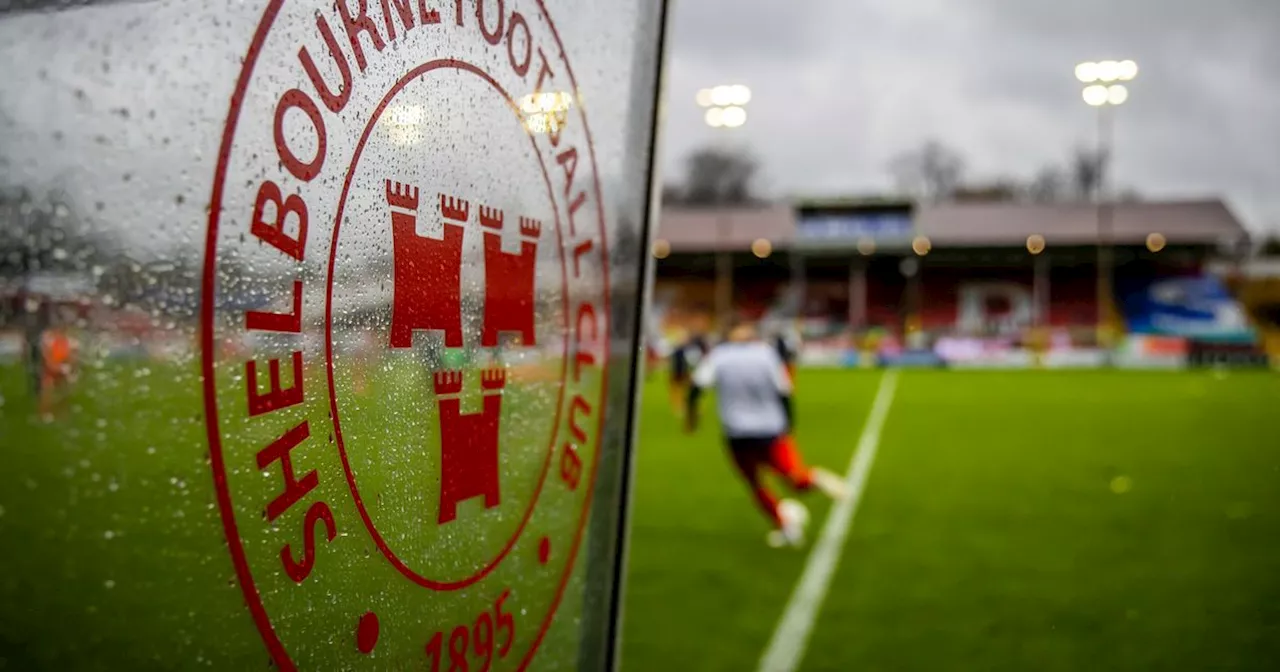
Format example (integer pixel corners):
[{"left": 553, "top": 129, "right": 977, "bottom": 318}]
[{"left": 686, "top": 318, "right": 847, "bottom": 548}]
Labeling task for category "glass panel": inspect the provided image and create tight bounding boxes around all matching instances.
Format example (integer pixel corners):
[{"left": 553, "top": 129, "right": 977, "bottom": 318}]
[{"left": 0, "top": 1, "right": 664, "bottom": 669}]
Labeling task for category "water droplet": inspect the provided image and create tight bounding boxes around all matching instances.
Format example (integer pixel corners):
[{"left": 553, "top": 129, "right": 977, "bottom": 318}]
[
  {"left": 104, "top": 530, "right": 115, "bottom": 540},
  {"left": 104, "top": 579, "right": 115, "bottom": 589}
]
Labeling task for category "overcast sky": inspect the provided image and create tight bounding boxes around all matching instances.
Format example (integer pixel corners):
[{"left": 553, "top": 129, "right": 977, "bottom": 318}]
[{"left": 659, "top": 0, "right": 1280, "bottom": 232}]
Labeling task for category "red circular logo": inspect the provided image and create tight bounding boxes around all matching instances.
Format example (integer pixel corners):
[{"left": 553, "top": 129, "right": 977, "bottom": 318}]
[
  {"left": 200, "top": 2, "right": 611, "bottom": 669},
  {"left": 326, "top": 59, "right": 570, "bottom": 590}
]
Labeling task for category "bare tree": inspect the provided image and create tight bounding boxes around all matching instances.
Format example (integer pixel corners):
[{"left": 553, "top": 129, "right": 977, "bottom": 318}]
[
  {"left": 1262, "top": 236, "right": 1280, "bottom": 256},
  {"left": 889, "top": 142, "right": 1137, "bottom": 207},
  {"left": 677, "top": 146, "right": 758, "bottom": 206},
  {"left": 1069, "top": 146, "right": 1107, "bottom": 202},
  {"left": 889, "top": 140, "right": 966, "bottom": 203},
  {"left": 1023, "top": 148, "right": 1138, "bottom": 204}
]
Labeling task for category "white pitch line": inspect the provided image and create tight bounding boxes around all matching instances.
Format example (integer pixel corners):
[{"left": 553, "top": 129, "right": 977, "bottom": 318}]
[{"left": 757, "top": 370, "right": 900, "bottom": 672}]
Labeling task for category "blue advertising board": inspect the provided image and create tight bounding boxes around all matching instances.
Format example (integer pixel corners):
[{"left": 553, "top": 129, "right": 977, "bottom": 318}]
[
  {"left": 796, "top": 212, "right": 913, "bottom": 241},
  {"left": 1118, "top": 275, "right": 1256, "bottom": 344}
]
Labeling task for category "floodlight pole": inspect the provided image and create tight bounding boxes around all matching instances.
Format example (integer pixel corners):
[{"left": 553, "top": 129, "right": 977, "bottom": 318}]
[
  {"left": 716, "top": 213, "right": 732, "bottom": 329},
  {"left": 697, "top": 84, "right": 750, "bottom": 332},
  {"left": 1095, "top": 104, "right": 1114, "bottom": 353},
  {"left": 1078, "top": 60, "right": 1136, "bottom": 355}
]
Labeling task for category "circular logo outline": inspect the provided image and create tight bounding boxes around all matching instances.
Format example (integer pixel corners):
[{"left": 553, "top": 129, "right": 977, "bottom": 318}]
[
  {"left": 324, "top": 58, "right": 571, "bottom": 591},
  {"left": 199, "top": 2, "right": 615, "bottom": 669}
]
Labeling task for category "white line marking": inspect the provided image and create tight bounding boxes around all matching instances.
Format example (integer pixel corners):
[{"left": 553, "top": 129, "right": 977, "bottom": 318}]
[{"left": 757, "top": 370, "right": 900, "bottom": 672}]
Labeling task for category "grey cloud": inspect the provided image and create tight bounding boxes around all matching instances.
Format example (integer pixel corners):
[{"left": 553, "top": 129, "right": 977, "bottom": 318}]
[{"left": 662, "top": 0, "right": 1280, "bottom": 231}]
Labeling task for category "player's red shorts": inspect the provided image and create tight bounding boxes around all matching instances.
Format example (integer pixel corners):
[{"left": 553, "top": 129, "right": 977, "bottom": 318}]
[
  {"left": 727, "top": 435, "right": 813, "bottom": 490},
  {"left": 726, "top": 434, "right": 813, "bottom": 524}
]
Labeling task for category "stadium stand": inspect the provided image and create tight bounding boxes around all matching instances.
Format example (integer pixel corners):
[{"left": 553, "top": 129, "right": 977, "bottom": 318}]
[{"left": 651, "top": 198, "right": 1269, "bottom": 368}]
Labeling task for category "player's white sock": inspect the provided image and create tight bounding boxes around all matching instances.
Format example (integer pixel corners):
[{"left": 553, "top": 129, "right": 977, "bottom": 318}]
[
  {"left": 811, "top": 467, "right": 849, "bottom": 501},
  {"left": 776, "top": 499, "right": 809, "bottom": 547}
]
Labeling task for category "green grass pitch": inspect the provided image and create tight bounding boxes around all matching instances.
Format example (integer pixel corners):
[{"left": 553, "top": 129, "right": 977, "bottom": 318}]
[
  {"left": 0, "top": 358, "right": 592, "bottom": 670},
  {"left": 2, "top": 363, "right": 1277, "bottom": 669},
  {"left": 622, "top": 369, "right": 1280, "bottom": 671}
]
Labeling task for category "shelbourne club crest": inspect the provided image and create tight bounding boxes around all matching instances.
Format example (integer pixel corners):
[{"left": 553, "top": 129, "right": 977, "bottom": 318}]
[{"left": 200, "top": 1, "right": 611, "bottom": 669}]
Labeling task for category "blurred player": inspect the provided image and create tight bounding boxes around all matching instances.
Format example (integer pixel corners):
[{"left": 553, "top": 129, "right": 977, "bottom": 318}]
[
  {"left": 23, "top": 298, "right": 50, "bottom": 397},
  {"left": 668, "top": 332, "right": 708, "bottom": 417},
  {"left": 38, "top": 315, "right": 77, "bottom": 420},
  {"left": 686, "top": 318, "right": 846, "bottom": 548}
]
